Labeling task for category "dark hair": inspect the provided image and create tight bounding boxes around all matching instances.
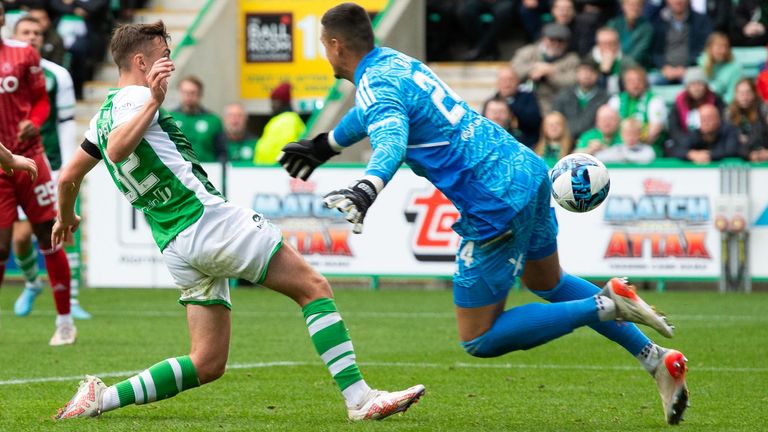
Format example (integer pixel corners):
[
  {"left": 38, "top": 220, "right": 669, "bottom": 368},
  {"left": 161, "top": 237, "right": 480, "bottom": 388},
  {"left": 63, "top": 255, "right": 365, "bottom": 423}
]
[
  {"left": 481, "top": 96, "right": 510, "bottom": 117},
  {"left": 321, "top": 2, "right": 374, "bottom": 54},
  {"left": 13, "top": 16, "right": 42, "bottom": 33},
  {"left": 178, "top": 75, "right": 204, "bottom": 93},
  {"left": 110, "top": 21, "right": 170, "bottom": 70}
]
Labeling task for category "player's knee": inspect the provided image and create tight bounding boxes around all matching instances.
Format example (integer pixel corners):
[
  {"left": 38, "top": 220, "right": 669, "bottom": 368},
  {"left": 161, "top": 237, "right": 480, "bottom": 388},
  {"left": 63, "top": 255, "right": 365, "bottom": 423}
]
[
  {"left": 305, "top": 272, "right": 332, "bottom": 300},
  {"left": 190, "top": 351, "right": 228, "bottom": 384}
]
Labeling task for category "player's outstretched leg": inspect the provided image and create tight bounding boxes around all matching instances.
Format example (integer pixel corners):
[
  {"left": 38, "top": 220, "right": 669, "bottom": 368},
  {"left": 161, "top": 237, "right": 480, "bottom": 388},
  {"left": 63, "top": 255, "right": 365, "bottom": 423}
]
[
  {"left": 56, "top": 304, "right": 228, "bottom": 419},
  {"left": 525, "top": 257, "right": 687, "bottom": 424},
  {"left": 264, "top": 244, "right": 425, "bottom": 421}
]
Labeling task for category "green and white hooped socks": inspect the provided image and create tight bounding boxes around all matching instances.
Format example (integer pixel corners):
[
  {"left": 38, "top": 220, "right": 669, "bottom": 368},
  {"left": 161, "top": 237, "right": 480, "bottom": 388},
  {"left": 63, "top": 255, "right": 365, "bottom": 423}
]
[
  {"left": 100, "top": 356, "right": 200, "bottom": 412},
  {"left": 303, "top": 297, "right": 372, "bottom": 408}
]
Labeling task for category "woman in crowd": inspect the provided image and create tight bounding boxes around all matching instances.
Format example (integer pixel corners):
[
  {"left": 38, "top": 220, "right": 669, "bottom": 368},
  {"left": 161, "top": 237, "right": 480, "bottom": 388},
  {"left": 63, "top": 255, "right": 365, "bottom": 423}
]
[
  {"left": 534, "top": 111, "right": 573, "bottom": 159},
  {"left": 726, "top": 78, "right": 768, "bottom": 162},
  {"left": 698, "top": 32, "right": 742, "bottom": 103}
]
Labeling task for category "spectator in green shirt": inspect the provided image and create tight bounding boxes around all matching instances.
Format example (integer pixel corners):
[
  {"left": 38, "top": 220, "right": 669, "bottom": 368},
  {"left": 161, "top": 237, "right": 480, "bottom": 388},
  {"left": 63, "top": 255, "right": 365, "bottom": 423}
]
[
  {"left": 223, "top": 102, "right": 256, "bottom": 163},
  {"left": 172, "top": 75, "right": 225, "bottom": 163},
  {"left": 576, "top": 104, "right": 622, "bottom": 154},
  {"left": 607, "top": 0, "right": 653, "bottom": 68},
  {"left": 254, "top": 82, "right": 305, "bottom": 165},
  {"left": 698, "top": 32, "right": 742, "bottom": 104}
]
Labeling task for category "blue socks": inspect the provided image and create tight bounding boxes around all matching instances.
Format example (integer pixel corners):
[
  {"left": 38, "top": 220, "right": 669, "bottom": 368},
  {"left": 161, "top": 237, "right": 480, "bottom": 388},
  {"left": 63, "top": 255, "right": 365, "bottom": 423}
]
[
  {"left": 529, "top": 273, "right": 651, "bottom": 356},
  {"left": 461, "top": 297, "right": 601, "bottom": 357}
]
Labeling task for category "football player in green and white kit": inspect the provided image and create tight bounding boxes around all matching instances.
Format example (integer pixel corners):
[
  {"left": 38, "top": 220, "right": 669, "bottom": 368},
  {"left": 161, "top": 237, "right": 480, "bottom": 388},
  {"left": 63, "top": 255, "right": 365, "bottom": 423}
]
[
  {"left": 11, "top": 16, "right": 91, "bottom": 320},
  {"left": 52, "top": 21, "right": 424, "bottom": 422}
]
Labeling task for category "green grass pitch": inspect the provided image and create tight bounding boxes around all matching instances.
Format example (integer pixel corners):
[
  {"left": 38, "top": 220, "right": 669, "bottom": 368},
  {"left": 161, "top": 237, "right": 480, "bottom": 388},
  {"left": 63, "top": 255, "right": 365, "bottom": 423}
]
[{"left": 0, "top": 285, "right": 765, "bottom": 431}]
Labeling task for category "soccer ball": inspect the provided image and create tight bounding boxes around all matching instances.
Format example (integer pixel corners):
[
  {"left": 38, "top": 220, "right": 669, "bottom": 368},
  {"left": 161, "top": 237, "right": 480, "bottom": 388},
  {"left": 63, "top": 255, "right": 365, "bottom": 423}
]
[{"left": 549, "top": 153, "right": 610, "bottom": 213}]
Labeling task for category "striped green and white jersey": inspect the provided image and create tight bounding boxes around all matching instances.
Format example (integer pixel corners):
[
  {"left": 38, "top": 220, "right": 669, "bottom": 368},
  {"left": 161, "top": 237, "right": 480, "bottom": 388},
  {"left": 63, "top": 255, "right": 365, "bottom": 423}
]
[
  {"left": 40, "top": 58, "right": 76, "bottom": 171},
  {"left": 85, "top": 86, "right": 225, "bottom": 250}
]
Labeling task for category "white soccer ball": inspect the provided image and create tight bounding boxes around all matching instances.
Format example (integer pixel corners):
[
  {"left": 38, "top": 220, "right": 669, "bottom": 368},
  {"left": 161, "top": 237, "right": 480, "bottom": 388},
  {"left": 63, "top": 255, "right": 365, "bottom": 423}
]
[{"left": 549, "top": 153, "right": 610, "bottom": 213}]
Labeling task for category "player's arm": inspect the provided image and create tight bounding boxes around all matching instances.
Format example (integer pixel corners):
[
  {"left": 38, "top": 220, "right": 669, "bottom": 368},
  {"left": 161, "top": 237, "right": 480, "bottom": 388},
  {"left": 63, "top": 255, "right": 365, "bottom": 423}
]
[
  {"left": 279, "top": 107, "right": 367, "bottom": 180},
  {"left": 52, "top": 140, "right": 101, "bottom": 246},
  {"left": 323, "top": 88, "right": 409, "bottom": 233},
  {"left": 18, "top": 48, "right": 50, "bottom": 142},
  {"left": 0, "top": 141, "right": 37, "bottom": 180},
  {"left": 106, "top": 57, "right": 174, "bottom": 163}
]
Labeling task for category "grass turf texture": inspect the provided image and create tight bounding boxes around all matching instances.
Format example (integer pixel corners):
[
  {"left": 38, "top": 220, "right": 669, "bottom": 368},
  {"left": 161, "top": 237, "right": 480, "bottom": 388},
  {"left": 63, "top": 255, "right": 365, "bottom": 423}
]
[{"left": 0, "top": 286, "right": 764, "bottom": 431}]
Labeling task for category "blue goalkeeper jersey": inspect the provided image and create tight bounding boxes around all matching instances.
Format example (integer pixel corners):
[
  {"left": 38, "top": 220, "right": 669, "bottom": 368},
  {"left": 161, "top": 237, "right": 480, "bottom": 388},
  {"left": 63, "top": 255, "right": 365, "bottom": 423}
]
[{"left": 332, "top": 47, "right": 547, "bottom": 241}]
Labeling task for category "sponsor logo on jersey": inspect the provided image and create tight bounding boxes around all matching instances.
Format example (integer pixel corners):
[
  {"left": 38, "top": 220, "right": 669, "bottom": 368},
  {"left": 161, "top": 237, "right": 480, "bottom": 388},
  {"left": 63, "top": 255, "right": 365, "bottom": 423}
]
[
  {"left": 404, "top": 188, "right": 460, "bottom": 262},
  {"left": 0, "top": 76, "right": 20, "bottom": 93},
  {"left": 602, "top": 178, "right": 711, "bottom": 260}
]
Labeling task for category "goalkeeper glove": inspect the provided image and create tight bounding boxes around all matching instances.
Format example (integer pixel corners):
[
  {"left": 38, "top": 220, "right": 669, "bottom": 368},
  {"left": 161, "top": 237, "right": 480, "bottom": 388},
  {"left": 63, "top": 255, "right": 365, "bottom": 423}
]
[
  {"left": 323, "top": 178, "right": 380, "bottom": 234},
  {"left": 278, "top": 133, "right": 339, "bottom": 181}
]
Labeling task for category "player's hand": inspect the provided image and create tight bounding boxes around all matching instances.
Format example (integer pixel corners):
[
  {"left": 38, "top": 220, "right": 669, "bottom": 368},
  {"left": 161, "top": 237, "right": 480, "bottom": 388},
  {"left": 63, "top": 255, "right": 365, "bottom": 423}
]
[
  {"left": 0, "top": 154, "right": 37, "bottom": 181},
  {"left": 17, "top": 120, "right": 38, "bottom": 142},
  {"left": 147, "top": 57, "right": 174, "bottom": 105},
  {"left": 52, "top": 215, "right": 81, "bottom": 247},
  {"left": 278, "top": 133, "right": 340, "bottom": 181},
  {"left": 323, "top": 178, "right": 379, "bottom": 234}
]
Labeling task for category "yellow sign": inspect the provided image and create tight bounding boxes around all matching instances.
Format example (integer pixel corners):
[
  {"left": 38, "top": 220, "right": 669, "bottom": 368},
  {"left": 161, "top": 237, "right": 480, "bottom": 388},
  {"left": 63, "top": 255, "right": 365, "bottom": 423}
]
[{"left": 239, "top": 0, "right": 388, "bottom": 108}]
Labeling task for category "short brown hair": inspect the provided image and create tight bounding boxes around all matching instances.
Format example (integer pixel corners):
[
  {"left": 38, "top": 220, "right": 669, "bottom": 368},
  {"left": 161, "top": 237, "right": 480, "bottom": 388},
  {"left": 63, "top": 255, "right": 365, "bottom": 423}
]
[
  {"left": 178, "top": 75, "right": 204, "bottom": 93},
  {"left": 110, "top": 21, "right": 170, "bottom": 70},
  {"left": 321, "top": 3, "right": 374, "bottom": 54},
  {"left": 13, "top": 16, "right": 42, "bottom": 33}
]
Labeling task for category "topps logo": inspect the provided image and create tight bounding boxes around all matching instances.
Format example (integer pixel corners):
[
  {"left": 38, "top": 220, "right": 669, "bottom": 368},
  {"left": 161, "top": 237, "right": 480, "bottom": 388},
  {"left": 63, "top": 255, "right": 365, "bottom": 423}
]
[
  {"left": 0, "top": 76, "right": 20, "bottom": 93},
  {"left": 404, "top": 188, "right": 460, "bottom": 262}
]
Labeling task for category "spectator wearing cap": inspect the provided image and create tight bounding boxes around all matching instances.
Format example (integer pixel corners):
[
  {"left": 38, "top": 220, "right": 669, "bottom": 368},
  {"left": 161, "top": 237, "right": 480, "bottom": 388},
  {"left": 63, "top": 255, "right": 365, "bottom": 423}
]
[
  {"left": 668, "top": 104, "right": 742, "bottom": 163},
  {"left": 511, "top": 22, "right": 579, "bottom": 114},
  {"left": 552, "top": 58, "right": 610, "bottom": 139},
  {"left": 667, "top": 67, "right": 726, "bottom": 155},
  {"left": 576, "top": 105, "right": 622, "bottom": 154},
  {"left": 732, "top": 0, "right": 768, "bottom": 47},
  {"left": 254, "top": 82, "right": 305, "bottom": 165},
  {"left": 550, "top": 0, "right": 578, "bottom": 53},
  {"left": 608, "top": 0, "right": 654, "bottom": 68},
  {"left": 223, "top": 102, "right": 257, "bottom": 163},
  {"left": 493, "top": 65, "right": 541, "bottom": 147},
  {"left": 607, "top": 65, "right": 668, "bottom": 153},
  {"left": 171, "top": 76, "right": 226, "bottom": 163},
  {"left": 649, "top": 0, "right": 712, "bottom": 85},
  {"left": 591, "top": 27, "right": 636, "bottom": 95}
]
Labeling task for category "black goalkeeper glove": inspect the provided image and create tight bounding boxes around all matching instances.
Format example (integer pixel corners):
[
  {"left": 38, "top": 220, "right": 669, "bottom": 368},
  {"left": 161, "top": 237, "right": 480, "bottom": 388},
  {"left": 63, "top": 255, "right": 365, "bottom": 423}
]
[
  {"left": 278, "top": 133, "right": 340, "bottom": 181},
  {"left": 323, "top": 178, "right": 379, "bottom": 234}
]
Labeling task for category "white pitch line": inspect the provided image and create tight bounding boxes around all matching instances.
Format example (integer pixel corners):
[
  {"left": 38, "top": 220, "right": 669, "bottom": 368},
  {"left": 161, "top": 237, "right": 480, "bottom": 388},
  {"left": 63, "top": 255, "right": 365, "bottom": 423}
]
[
  {"left": 20, "top": 309, "right": 768, "bottom": 322},
  {"left": 2, "top": 360, "right": 767, "bottom": 387}
]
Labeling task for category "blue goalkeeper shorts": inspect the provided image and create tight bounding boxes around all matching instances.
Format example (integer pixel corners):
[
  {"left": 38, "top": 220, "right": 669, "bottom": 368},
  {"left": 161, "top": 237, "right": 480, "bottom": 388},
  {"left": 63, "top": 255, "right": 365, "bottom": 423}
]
[{"left": 452, "top": 180, "right": 559, "bottom": 308}]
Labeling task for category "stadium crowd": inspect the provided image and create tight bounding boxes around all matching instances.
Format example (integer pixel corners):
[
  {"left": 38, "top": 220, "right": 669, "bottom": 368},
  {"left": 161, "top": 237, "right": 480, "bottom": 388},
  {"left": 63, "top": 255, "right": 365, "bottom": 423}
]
[
  {"left": 0, "top": 0, "right": 148, "bottom": 99},
  {"left": 432, "top": 0, "right": 768, "bottom": 164}
]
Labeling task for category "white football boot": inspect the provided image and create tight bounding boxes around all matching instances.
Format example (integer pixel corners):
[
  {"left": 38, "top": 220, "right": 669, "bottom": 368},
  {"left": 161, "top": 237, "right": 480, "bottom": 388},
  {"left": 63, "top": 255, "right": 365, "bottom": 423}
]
[
  {"left": 653, "top": 349, "right": 689, "bottom": 425},
  {"left": 347, "top": 384, "right": 426, "bottom": 421},
  {"left": 600, "top": 277, "right": 674, "bottom": 338},
  {"left": 49, "top": 322, "right": 77, "bottom": 346},
  {"left": 55, "top": 375, "right": 106, "bottom": 420}
]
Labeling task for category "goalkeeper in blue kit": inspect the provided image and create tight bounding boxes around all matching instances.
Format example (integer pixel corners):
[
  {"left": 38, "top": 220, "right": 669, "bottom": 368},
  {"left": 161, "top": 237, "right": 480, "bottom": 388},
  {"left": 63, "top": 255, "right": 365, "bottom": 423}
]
[{"left": 279, "top": 2, "right": 690, "bottom": 425}]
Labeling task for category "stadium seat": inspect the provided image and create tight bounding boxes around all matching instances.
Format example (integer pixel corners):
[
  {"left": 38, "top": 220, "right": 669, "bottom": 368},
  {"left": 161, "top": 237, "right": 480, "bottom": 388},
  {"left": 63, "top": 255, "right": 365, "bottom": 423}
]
[
  {"left": 732, "top": 46, "right": 767, "bottom": 78},
  {"left": 651, "top": 84, "right": 684, "bottom": 107}
]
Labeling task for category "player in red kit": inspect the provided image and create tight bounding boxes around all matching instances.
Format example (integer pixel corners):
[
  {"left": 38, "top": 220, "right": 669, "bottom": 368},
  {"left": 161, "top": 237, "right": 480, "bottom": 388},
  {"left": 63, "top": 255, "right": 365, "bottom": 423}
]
[{"left": 0, "top": 3, "right": 75, "bottom": 346}]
